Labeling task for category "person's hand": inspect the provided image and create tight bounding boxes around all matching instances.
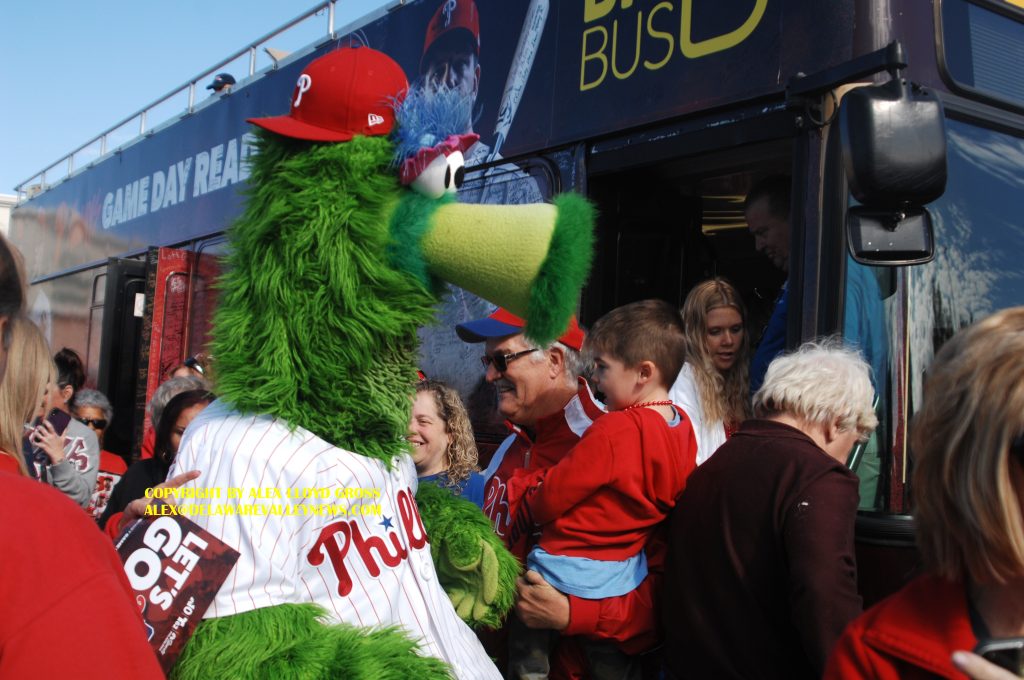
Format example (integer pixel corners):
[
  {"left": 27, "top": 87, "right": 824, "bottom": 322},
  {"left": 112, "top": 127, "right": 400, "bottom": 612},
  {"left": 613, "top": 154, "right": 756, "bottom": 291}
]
[
  {"left": 515, "top": 569, "right": 570, "bottom": 631},
  {"left": 953, "top": 651, "right": 1022, "bottom": 680},
  {"left": 118, "top": 470, "right": 201, "bottom": 533},
  {"left": 29, "top": 419, "right": 65, "bottom": 464}
]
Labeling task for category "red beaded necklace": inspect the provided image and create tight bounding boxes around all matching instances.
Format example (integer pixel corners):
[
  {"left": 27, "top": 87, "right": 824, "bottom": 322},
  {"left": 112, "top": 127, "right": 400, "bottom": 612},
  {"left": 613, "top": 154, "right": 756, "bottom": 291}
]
[{"left": 620, "top": 400, "right": 674, "bottom": 411}]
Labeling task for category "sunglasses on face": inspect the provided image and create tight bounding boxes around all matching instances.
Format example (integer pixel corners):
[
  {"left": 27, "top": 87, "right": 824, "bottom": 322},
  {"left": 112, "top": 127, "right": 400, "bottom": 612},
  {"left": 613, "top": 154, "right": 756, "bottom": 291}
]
[
  {"left": 183, "top": 357, "right": 205, "bottom": 375},
  {"left": 78, "top": 417, "right": 108, "bottom": 430},
  {"left": 480, "top": 348, "right": 538, "bottom": 373}
]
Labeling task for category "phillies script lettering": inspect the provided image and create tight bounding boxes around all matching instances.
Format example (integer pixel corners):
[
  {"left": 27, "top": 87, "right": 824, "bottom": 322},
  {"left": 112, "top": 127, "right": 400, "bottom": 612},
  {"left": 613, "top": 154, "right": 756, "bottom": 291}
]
[{"left": 306, "top": 487, "right": 428, "bottom": 597}]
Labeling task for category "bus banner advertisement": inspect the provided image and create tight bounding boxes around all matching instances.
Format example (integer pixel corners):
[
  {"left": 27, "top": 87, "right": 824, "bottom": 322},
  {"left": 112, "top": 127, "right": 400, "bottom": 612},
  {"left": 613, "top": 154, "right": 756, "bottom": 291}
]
[{"left": 11, "top": 0, "right": 853, "bottom": 281}]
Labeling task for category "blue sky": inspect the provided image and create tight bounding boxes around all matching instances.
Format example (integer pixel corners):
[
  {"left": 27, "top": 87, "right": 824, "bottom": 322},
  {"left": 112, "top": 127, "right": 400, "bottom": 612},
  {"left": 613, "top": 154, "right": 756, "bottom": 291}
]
[{"left": 1, "top": 0, "right": 389, "bottom": 194}]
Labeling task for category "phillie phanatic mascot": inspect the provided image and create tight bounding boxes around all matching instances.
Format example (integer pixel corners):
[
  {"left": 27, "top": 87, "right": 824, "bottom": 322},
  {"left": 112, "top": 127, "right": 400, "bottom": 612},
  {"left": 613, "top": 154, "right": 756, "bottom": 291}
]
[{"left": 167, "top": 47, "right": 594, "bottom": 679}]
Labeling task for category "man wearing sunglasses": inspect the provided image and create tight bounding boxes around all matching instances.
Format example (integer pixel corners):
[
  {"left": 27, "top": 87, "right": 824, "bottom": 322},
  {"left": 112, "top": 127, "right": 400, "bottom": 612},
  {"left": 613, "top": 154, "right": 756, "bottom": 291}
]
[{"left": 457, "top": 307, "right": 605, "bottom": 674}]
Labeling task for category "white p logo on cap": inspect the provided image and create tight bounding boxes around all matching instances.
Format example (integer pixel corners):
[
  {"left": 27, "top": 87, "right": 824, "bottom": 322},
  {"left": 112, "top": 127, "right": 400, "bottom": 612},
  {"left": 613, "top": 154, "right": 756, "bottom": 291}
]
[{"left": 294, "top": 74, "right": 313, "bottom": 108}]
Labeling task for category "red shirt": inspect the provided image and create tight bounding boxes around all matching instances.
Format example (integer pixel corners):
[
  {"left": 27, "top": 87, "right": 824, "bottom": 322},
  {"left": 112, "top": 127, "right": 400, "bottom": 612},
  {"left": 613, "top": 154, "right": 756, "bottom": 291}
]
[
  {"left": 519, "top": 406, "right": 696, "bottom": 561},
  {"left": 88, "top": 449, "right": 128, "bottom": 520},
  {"left": 562, "top": 523, "right": 670, "bottom": 656},
  {"left": 481, "top": 379, "right": 604, "bottom": 562},
  {"left": 0, "top": 470, "right": 163, "bottom": 678},
  {"left": 825, "top": 574, "right": 976, "bottom": 680},
  {"left": 0, "top": 453, "right": 22, "bottom": 475}
]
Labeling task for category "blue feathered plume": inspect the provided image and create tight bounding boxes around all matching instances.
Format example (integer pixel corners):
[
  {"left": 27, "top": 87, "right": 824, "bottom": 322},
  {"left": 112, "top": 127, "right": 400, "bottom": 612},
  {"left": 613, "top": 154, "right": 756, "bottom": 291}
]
[{"left": 392, "top": 86, "right": 475, "bottom": 165}]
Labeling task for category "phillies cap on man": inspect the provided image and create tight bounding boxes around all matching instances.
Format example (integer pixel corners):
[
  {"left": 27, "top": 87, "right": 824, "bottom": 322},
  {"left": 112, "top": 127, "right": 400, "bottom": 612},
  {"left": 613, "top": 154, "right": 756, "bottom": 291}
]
[
  {"left": 420, "top": 0, "right": 480, "bottom": 73},
  {"left": 248, "top": 47, "right": 408, "bottom": 143},
  {"left": 456, "top": 307, "right": 584, "bottom": 351}
]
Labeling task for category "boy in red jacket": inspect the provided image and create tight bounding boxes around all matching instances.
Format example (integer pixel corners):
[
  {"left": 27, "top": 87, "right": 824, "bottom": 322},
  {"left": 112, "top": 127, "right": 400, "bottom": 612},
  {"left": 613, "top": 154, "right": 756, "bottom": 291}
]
[{"left": 509, "top": 299, "right": 697, "bottom": 678}]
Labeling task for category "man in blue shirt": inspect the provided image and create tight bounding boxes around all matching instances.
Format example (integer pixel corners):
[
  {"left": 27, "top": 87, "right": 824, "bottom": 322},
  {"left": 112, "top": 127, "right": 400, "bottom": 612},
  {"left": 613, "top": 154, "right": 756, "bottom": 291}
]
[{"left": 745, "top": 176, "right": 889, "bottom": 507}]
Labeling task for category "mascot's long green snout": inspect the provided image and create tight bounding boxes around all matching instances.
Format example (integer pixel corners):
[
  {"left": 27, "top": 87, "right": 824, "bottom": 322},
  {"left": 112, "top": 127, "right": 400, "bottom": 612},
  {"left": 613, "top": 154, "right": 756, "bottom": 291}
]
[
  {"left": 173, "top": 46, "right": 594, "bottom": 680},
  {"left": 391, "top": 192, "right": 594, "bottom": 348}
]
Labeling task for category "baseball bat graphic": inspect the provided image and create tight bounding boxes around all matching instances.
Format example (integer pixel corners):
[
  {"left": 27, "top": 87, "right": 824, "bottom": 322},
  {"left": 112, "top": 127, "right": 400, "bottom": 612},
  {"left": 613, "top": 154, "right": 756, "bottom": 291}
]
[{"left": 487, "top": 0, "right": 549, "bottom": 163}]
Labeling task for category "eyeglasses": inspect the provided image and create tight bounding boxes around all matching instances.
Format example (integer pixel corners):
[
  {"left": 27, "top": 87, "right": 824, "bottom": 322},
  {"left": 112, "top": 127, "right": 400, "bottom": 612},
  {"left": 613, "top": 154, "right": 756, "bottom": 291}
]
[
  {"left": 77, "top": 417, "right": 108, "bottom": 430},
  {"left": 480, "top": 348, "right": 538, "bottom": 373},
  {"left": 183, "top": 356, "right": 205, "bottom": 375}
]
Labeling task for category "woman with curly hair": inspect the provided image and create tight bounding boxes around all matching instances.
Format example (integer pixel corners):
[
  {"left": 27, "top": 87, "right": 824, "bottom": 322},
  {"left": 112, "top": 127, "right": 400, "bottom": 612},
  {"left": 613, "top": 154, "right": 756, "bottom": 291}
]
[
  {"left": 670, "top": 278, "right": 752, "bottom": 464},
  {"left": 408, "top": 379, "right": 485, "bottom": 508}
]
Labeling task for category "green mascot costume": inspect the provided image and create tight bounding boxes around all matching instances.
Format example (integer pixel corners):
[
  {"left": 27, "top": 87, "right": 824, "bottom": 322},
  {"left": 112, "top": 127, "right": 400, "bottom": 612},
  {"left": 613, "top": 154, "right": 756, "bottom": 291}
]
[{"left": 167, "top": 47, "right": 594, "bottom": 680}]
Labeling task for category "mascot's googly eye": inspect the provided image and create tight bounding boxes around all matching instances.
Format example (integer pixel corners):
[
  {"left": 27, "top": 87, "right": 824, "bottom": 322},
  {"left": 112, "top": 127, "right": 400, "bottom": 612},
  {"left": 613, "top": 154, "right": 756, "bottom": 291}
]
[
  {"left": 397, "top": 127, "right": 479, "bottom": 197},
  {"left": 411, "top": 150, "right": 465, "bottom": 199},
  {"left": 446, "top": 151, "right": 466, "bottom": 192}
]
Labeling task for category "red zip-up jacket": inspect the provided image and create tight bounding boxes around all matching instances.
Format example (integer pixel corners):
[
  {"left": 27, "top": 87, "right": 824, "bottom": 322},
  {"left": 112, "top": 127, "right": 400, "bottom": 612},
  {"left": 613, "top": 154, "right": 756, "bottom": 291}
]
[
  {"left": 824, "top": 574, "right": 976, "bottom": 679},
  {"left": 519, "top": 406, "right": 696, "bottom": 561}
]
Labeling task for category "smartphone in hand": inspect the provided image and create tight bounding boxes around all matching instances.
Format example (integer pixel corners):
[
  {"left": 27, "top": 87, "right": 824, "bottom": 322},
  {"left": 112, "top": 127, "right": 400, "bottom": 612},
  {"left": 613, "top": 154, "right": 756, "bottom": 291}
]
[
  {"left": 975, "top": 638, "right": 1024, "bottom": 677},
  {"left": 44, "top": 408, "right": 72, "bottom": 436}
]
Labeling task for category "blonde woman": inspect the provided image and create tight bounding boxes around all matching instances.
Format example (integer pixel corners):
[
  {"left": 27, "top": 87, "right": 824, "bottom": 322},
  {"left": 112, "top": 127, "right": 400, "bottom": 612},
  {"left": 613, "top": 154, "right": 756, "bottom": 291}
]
[
  {"left": 670, "top": 278, "right": 751, "bottom": 464},
  {"left": 826, "top": 307, "right": 1024, "bottom": 679},
  {"left": 0, "top": 317, "right": 59, "bottom": 476},
  {"left": 408, "top": 379, "right": 485, "bottom": 507}
]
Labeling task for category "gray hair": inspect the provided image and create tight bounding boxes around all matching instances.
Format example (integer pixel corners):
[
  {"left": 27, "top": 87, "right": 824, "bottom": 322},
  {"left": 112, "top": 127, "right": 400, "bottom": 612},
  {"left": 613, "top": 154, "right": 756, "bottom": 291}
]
[
  {"left": 753, "top": 339, "right": 878, "bottom": 440},
  {"left": 73, "top": 388, "right": 113, "bottom": 423},
  {"left": 526, "top": 339, "right": 587, "bottom": 387},
  {"left": 150, "top": 375, "right": 211, "bottom": 428}
]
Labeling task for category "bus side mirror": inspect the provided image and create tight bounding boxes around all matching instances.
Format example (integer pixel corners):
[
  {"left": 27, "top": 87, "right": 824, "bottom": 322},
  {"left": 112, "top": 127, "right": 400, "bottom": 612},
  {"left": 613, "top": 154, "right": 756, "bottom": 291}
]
[
  {"left": 847, "top": 207, "right": 934, "bottom": 265},
  {"left": 839, "top": 76, "right": 946, "bottom": 265}
]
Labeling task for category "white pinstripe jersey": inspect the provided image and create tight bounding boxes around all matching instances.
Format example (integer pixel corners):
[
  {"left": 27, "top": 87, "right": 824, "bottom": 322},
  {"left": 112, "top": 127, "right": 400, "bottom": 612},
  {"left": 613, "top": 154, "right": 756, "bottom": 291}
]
[{"left": 169, "top": 400, "right": 500, "bottom": 679}]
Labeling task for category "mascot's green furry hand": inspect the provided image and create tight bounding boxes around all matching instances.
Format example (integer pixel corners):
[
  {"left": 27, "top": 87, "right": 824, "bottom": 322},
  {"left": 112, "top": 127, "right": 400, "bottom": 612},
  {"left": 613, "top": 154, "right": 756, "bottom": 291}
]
[
  {"left": 440, "top": 534, "right": 500, "bottom": 623},
  {"left": 415, "top": 481, "right": 521, "bottom": 629}
]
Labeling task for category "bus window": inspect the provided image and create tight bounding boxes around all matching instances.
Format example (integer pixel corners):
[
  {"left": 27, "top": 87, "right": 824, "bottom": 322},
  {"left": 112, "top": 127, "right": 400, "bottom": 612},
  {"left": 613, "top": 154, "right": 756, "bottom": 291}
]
[
  {"left": 855, "top": 118, "right": 1024, "bottom": 514},
  {"left": 940, "top": 0, "right": 1024, "bottom": 110},
  {"left": 908, "top": 118, "right": 1024, "bottom": 430},
  {"left": 458, "top": 158, "right": 554, "bottom": 206},
  {"left": 27, "top": 268, "right": 96, "bottom": 381},
  {"left": 843, "top": 259, "right": 895, "bottom": 511},
  {"left": 87, "top": 272, "right": 106, "bottom": 387}
]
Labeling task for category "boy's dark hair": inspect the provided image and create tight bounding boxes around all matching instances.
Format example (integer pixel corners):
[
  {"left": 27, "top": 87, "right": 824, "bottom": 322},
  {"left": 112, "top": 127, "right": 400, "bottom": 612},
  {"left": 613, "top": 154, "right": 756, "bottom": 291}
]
[
  {"left": 54, "top": 347, "right": 85, "bottom": 393},
  {"left": 586, "top": 299, "right": 686, "bottom": 389},
  {"left": 744, "top": 174, "right": 791, "bottom": 220}
]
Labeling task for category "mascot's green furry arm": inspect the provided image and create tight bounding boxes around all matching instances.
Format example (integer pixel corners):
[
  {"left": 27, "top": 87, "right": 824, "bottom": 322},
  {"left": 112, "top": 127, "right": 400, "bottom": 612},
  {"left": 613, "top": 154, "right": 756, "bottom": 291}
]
[
  {"left": 168, "top": 47, "right": 593, "bottom": 680},
  {"left": 415, "top": 481, "right": 521, "bottom": 629}
]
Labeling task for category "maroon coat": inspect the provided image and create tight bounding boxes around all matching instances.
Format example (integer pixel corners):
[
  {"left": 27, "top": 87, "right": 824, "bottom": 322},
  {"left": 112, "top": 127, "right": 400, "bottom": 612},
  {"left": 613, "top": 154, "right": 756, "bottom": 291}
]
[{"left": 662, "top": 419, "right": 862, "bottom": 680}]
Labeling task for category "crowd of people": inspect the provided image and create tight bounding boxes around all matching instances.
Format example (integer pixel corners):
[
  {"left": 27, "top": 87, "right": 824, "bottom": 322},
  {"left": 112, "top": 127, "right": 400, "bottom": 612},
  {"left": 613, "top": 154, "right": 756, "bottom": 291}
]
[{"left": 3, "top": 222, "right": 1024, "bottom": 680}]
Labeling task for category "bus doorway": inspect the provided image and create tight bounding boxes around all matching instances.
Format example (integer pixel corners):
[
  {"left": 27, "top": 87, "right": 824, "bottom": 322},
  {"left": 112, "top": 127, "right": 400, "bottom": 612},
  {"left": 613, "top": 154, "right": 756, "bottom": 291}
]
[
  {"left": 96, "top": 258, "right": 146, "bottom": 459},
  {"left": 581, "top": 139, "right": 791, "bottom": 348}
]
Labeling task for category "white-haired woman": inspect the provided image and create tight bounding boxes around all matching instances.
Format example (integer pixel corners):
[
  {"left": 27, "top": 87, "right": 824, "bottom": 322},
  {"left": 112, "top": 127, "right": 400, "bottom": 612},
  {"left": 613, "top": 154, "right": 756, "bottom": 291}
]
[
  {"left": 826, "top": 307, "right": 1024, "bottom": 680},
  {"left": 663, "top": 340, "right": 877, "bottom": 679}
]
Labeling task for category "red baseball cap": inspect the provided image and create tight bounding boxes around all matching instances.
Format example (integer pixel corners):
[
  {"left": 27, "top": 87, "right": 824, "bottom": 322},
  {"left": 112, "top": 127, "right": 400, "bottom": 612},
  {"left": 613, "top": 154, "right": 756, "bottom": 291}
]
[
  {"left": 420, "top": 0, "right": 480, "bottom": 73},
  {"left": 248, "top": 47, "right": 408, "bottom": 143},
  {"left": 455, "top": 308, "right": 585, "bottom": 351}
]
